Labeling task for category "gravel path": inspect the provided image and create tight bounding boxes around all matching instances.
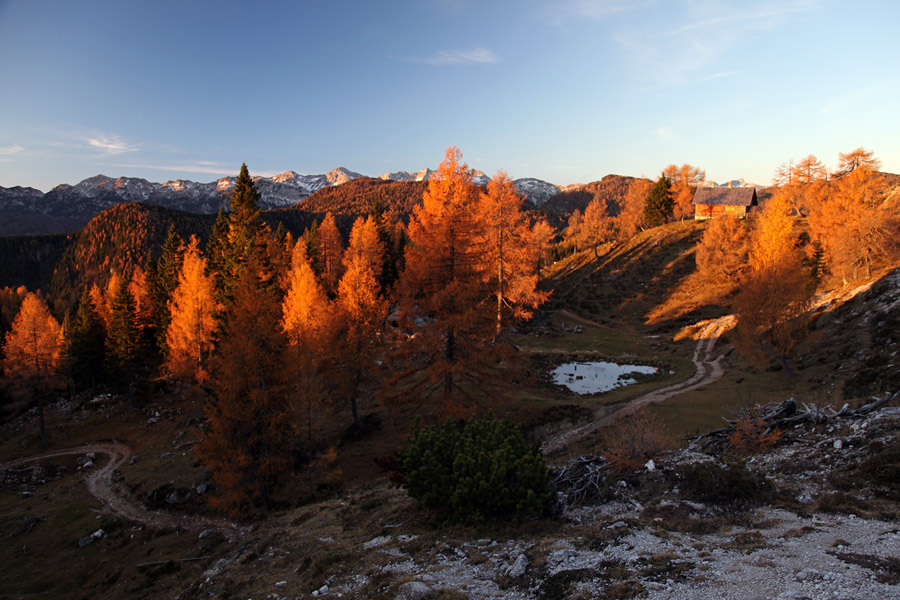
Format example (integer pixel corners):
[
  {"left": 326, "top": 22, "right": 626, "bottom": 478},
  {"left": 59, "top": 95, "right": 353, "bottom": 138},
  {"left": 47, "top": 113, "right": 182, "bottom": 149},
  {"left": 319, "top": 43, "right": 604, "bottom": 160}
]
[
  {"left": 544, "top": 315, "right": 736, "bottom": 454},
  {"left": 1, "top": 443, "right": 244, "bottom": 539}
]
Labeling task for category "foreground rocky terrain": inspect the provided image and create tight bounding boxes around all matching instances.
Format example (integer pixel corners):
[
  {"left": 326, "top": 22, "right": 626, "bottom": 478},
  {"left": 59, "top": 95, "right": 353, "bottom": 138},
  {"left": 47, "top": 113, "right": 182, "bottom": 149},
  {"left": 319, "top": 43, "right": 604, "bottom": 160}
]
[{"left": 3, "top": 393, "right": 898, "bottom": 600}]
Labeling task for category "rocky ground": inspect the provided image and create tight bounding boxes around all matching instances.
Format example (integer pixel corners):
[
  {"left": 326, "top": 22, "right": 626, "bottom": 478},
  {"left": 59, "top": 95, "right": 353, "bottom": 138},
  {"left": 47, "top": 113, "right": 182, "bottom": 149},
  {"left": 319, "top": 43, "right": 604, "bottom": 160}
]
[{"left": 140, "top": 402, "right": 899, "bottom": 600}]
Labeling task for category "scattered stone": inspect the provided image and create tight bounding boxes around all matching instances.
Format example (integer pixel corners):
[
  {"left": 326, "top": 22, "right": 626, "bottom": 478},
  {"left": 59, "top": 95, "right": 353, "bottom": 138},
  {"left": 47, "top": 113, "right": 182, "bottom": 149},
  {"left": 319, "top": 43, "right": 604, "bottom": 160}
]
[
  {"left": 160, "top": 452, "right": 174, "bottom": 460},
  {"left": 362, "top": 535, "right": 391, "bottom": 549},
  {"left": 506, "top": 553, "right": 529, "bottom": 578},
  {"left": 129, "top": 455, "right": 137, "bottom": 465},
  {"left": 833, "top": 439, "right": 843, "bottom": 450},
  {"left": 645, "top": 459, "right": 656, "bottom": 472},
  {"left": 199, "top": 529, "right": 213, "bottom": 540},
  {"left": 395, "top": 581, "right": 431, "bottom": 600},
  {"left": 196, "top": 482, "right": 208, "bottom": 495},
  {"left": 275, "top": 580, "right": 287, "bottom": 587},
  {"left": 312, "top": 584, "right": 329, "bottom": 596}
]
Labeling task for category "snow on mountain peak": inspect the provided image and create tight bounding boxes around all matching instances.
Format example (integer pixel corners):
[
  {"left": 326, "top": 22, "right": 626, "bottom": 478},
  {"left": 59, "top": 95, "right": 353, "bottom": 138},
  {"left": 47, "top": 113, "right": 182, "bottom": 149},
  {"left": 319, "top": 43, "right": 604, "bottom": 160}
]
[{"left": 325, "top": 167, "right": 364, "bottom": 186}]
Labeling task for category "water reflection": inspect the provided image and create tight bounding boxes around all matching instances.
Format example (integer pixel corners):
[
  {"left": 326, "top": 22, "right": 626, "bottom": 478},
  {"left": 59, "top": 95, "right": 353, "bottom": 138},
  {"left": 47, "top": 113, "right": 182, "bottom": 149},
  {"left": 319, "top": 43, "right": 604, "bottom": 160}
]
[{"left": 552, "top": 361, "right": 657, "bottom": 395}]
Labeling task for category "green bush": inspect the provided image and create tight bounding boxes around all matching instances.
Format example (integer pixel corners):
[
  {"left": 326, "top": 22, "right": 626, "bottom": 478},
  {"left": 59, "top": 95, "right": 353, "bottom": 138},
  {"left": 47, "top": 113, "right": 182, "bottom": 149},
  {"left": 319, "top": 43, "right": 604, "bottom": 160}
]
[{"left": 400, "top": 414, "right": 550, "bottom": 523}]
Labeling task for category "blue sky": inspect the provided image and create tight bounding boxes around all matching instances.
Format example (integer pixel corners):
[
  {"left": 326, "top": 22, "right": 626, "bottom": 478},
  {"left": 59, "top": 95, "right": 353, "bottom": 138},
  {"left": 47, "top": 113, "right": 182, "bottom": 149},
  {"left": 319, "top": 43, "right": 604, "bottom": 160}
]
[{"left": 0, "top": 0, "right": 898, "bottom": 191}]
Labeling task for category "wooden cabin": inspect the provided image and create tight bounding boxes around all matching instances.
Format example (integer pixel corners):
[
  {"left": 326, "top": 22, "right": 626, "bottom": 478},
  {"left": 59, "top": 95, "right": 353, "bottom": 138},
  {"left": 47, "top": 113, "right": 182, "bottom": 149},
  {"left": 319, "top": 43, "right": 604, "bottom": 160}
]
[{"left": 692, "top": 187, "right": 758, "bottom": 219}]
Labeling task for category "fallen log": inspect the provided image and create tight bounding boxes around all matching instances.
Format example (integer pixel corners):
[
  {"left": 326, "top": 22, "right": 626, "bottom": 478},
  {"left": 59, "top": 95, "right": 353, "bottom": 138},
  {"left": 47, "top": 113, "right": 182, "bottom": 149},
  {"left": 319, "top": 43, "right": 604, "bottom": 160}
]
[{"left": 688, "top": 390, "right": 899, "bottom": 452}]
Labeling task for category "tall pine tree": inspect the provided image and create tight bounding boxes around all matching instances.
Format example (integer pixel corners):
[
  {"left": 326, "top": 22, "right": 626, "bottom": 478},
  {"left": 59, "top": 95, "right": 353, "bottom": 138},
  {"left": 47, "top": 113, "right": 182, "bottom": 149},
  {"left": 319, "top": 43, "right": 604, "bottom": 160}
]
[
  {"left": 643, "top": 175, "right": 673, "bottom": 227},
  {"left": 198, "top": 253, "right": 293, "bottom": 516},
  {"left": 105, "top": 279, "right": 141, "bottom": 407}
]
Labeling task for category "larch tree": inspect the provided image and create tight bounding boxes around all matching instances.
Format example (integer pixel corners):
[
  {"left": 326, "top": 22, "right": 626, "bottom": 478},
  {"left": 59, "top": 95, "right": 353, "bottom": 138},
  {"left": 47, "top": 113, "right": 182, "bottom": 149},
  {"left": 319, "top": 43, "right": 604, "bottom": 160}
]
[
  {"left": 580, "top": 197, "right": 617, "bottom": 258},
  {"left": 791, "top": 154, "right": 826, "bottom": 185},
  {"left": 809, "top": 163, "right": 896, "bottom": 281},
  {"left": 397, "top": 146, "right": 490, "bottom": 414},
  {"left": 335, "top": 252, "right": 387, "bottom": 431},
  {"left": 198, "top": 254, "right": 293, "bottom": 516},
  {"left": 664, "top": 164, "right": 705, "bottom": 221},
  {"left": 733, "top": 191, "right": 811, "bottom": 375},
  {"left": 165, "top": 236, "right": 220, "bottom": 384},
  {"left": 833, "top": 146, "right": 881, "bottom": 179},
  {"left": 346, "top": 216, "right": 383, "bottom": 281},
  {"left": 3, "top": 293, "right": 63, "bottom": 445},
  {"left": 316, "top": 212, "right": 344, "bottom": 294},
  {"left": 563, "top": 209, "right": 583, "bottom": 253},
  {"left": 695, "top": 216, "right": 752, "bottom": 283},
  {"left": 281, "top": 241, "right": 333, "bottom": 464},
  {"left": 477, "top": 171, "right": 549, "bottom": 338},
  {"left": 528, "top": 218, "right": 556, "bottom": 280},
  {"left": 617, "top": 179, "right": 652, "bottom": 241}
]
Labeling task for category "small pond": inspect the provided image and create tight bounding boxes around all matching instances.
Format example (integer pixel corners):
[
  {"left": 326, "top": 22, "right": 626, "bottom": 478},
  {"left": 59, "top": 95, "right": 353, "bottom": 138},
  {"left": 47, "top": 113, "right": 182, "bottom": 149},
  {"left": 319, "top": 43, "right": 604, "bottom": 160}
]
[{"left": 551, "top": 361, "right": 658, "bottom": 395}]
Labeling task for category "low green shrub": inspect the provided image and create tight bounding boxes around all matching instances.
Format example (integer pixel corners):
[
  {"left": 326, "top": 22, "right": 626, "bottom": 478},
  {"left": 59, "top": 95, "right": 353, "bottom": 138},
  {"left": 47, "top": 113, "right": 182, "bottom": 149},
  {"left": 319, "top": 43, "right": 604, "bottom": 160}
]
[{"left": 400, "top": 414, "right": 551, "bottom": 523}]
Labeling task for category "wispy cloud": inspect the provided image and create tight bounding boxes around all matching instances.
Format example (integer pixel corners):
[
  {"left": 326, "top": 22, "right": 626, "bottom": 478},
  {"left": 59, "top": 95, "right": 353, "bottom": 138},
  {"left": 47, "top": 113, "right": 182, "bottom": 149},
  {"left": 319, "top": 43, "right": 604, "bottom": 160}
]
[
  {"left": 616, "top": 1, "right": 818, "bottom": 87},
  {"left": 666, "top": 2, "right": 817, "bottom": 36},
  {"left": 87, "top": 134, "right": 139, "bottom": 155},
  {"left": 0, "top": 144, "right": 24, "bottom": 155},
  {"left": 655, "top": 127, "right": 674, "bottom": 140},
  {"left": 539, "top": 0, "right": 650, "bottom": 25},
  {"left": 400, "top": 47, "right": 499, "bottom": 66},
  {"left": 106, "top": 161, "right": 236, "bottom": 176}
]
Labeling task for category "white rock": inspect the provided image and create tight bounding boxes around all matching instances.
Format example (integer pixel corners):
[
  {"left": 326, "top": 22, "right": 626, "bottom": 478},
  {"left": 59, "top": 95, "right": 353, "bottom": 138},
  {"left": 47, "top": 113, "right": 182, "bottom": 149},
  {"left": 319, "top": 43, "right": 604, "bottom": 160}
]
[
  {"left": 645, "top": 459, "right": 656, "bottom": 472},
  {"left": 506, "top": 553, "right": 529, "bottom": 578},
  {"left": 395, "top": 581, "right": 432, "bottom": 600}
]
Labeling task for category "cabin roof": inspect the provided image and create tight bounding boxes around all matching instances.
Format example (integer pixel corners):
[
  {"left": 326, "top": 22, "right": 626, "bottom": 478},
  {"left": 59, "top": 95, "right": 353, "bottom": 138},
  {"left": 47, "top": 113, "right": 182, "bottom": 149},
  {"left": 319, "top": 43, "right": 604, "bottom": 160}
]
[{"left": 692, "top": 187, "right": 758, "bottom": 206}]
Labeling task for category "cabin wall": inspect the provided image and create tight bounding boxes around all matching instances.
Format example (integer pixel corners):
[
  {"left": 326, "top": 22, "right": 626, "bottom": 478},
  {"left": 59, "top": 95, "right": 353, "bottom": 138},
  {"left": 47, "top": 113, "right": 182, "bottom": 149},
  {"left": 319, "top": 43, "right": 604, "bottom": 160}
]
[{"left": 693, "top": 204, "right": 750, "bottom": 219}]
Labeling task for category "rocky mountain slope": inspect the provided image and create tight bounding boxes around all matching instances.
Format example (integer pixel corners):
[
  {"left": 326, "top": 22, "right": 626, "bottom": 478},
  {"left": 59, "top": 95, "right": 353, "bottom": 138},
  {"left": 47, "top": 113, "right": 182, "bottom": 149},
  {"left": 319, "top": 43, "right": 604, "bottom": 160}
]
[{"left": 0, "top": 168, "right": 566, "bottom": 235}]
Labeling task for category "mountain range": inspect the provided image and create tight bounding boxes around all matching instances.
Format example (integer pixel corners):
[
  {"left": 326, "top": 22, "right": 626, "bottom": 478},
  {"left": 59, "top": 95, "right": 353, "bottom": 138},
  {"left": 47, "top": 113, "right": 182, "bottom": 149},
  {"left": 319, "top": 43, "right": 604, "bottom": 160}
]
[{"left": 0, "top": 167, "right": 570, "bottom": 236}]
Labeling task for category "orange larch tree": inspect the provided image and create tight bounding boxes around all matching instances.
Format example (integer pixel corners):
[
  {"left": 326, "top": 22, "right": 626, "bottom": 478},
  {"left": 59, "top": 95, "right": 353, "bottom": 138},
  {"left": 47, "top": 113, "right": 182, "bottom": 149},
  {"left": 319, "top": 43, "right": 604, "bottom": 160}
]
[
  {"left": 335, "top": 252, "right": 387, "bottom": 430},
  {"left": 733, "top": 191, "right": 811, "bottom": 374},
  {"left": 580, "top": 197, "right": 617, "bottom": 258},
  {"left": 3, "top": 293, "right": 63, "bottom": 445},
  {"left": 345, "top": 216, "right": 383, "bottom": 281},
  {"left": 695, "top": 215, "right": 752, "bottom": 283},
  {"left": 832, "top": 146, "right": 881, "bottom": 180},
  {"left": 165, "top": 236, "right": 221, "bottom": 384},
  {"left": 664, "top": 164, "right": 705, "bottom": 221},
  {"left": 809, "top": 163, "right": 897, "bottom": 281},
  {"left": 529, "top": 219, "right": 556, "bottom": 280},
  {"left": 281, "top": 241, "right": 333, "bottom": 464},
  {"left": 477, "top": 171, "right": 550, "bottom": 338},
  {"left": 316, "top": 212, "right": 344, "bottom": 293},
  {"left": 616, "top": 179, "right": 652, "bottom": 241},
  {"left": 396, "top": 146, "right": 490, "bottom": 414}
]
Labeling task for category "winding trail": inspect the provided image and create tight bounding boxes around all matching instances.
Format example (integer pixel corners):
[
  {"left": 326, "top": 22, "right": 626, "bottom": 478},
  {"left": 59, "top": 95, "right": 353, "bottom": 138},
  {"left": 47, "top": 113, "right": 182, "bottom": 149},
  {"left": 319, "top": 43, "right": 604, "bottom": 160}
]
[
  {"left": 1, "top": 443, "right": 244, "bottom": 539},
  {"left": 543, "top": 315, "right": 736, "bottom": 454}
]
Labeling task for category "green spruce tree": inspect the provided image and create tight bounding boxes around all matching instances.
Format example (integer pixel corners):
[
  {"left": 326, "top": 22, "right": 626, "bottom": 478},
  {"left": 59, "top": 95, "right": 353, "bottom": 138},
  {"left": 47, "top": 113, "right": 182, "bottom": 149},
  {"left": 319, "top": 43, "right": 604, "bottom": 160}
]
[
  {"left": 68, "top": 287, "right": 106, "bottom": 391},
  {"left": 218, "top": 164, "right": 264, "bottom": 304},
  {"left": 106, "top": 280, "right": 141, "bottom": 407},
  {"left": 643, "top": 175, "right": 673, "bottom": 227},
  {"left": 154, "top": 224, "right": 184, "bottom": 356}
]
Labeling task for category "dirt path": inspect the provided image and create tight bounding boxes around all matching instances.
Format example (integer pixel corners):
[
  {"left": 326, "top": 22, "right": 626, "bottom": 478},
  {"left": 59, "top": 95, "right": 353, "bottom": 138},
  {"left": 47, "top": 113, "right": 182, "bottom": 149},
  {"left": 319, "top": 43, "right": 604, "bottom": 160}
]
[
  {"left": 1, "top": 443, "right": 244, "bottom": 539},
  {"left": 543, "top": 315, "right": 736, "bottom": 454}
]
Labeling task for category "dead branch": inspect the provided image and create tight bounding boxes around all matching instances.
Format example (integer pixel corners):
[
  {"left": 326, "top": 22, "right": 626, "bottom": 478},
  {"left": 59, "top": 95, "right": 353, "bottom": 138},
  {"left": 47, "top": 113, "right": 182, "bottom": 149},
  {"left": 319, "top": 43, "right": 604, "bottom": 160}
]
[{"left": 688, "top": 390, "right": 899, "bottom": 452}]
